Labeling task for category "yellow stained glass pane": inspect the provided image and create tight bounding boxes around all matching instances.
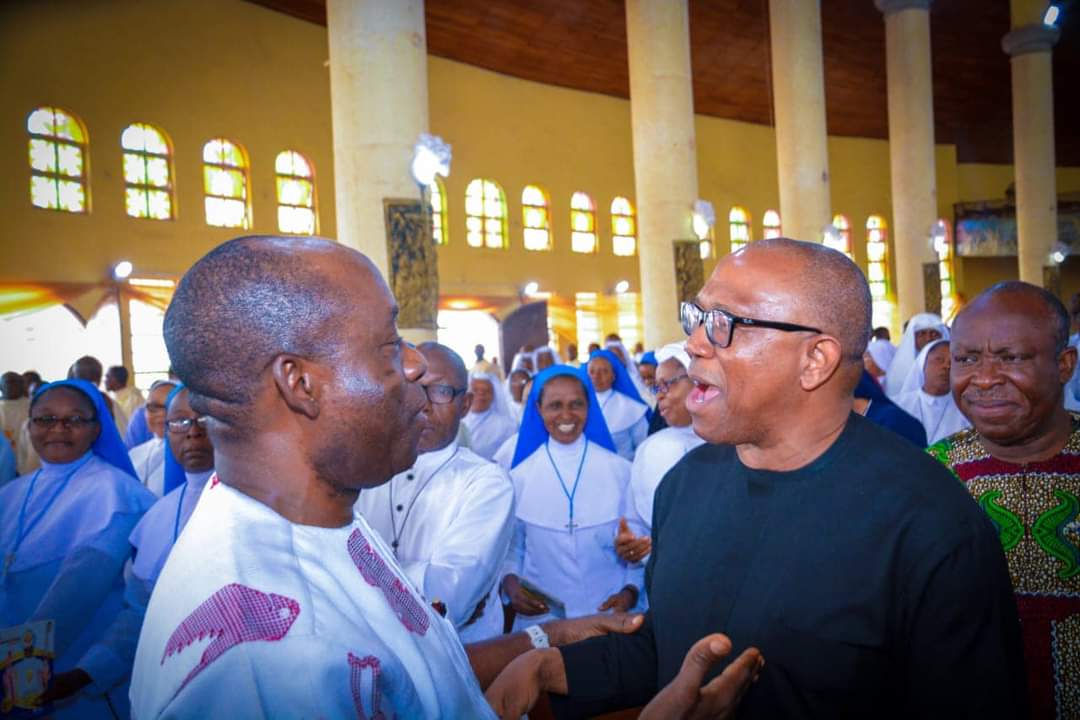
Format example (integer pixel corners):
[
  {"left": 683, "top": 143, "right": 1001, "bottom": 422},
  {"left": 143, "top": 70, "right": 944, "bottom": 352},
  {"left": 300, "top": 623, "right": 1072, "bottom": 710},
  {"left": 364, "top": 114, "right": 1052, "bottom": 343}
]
[
  {"left": 485, "top": 232, "right": 503, "bottom": 249},
  {"left": 206, "top": 168, "right": 245, "bottom": 198},
  {"left": 148, "top": 190, "right": 171, "bottom": 220},
  {"left": 466, "top": 216, "right": 483, "bottom": 232},
  {"left": 939, "top": 262, "right": 951, "bottom": 280},
  {"left": 613, "top": 236, "right": 635, "bottom": 256},
  {"left": 432, "top": 226, "right": 444, "bottom": 244},
  {"left": 205, "top": 196, "right": 247, "bottom": 228},
  {"left": 613, "top": 217, "right": 633, "bottom": 236},
  {"left": 203, "top": 140, "right": 224, "bottom": 164},
  {"left": 126, "top": 188, "right": 148, "bottom": 218},
  {"left": 522, "top": 185, "right": 546, "bottom": 206},
  {"left": 146, "top": 157, "right": 169, "bottom": 188},
  {"left": 220, "top": 142, "right": 244, "bottom": 167},
  {"left": 832, "top": 214, "right": 849, "bottom": 230},
  {"left": 524, "top": 207, "right": 544, "bottom": 228},
  {"left": 571, "top": 232, "right": 596, "bottom": 253},
  {"left": 572, "top": 211, "right": 593, "bottom": 232},
  {"left": 27, "top": 108, "right": 56, "bottom": 136},
  {"left": 571, "top": 192, "right": 593, "bottom": 211},
  {"left": 485, "top": 218, "right": 502, "bottom": 234},
  {"left": 467, "top": 232, "right": 483, "bottom": 247},
  {"left": 279, "top": 206, "right": 315, "bottom": 235},
  {"left": 869, "top": 280, "right": 887, "bottom": 299},
  {"left": 524, "top": 228, "right": 549, "bottom": 250},
  {"left": 54, "top": 111, "right": 84, "bottom": 142},
  {"left": 121, "top": 125, "right": 145, "bottom": 152},
  {"left": 30, "top": 176, "right": 58, "bottom": 209},
  {"left": 58, "top": 180, "right": 85, "bottom": 212},
  {"left": 611, "top": 197, "right": 632, "bottom": 216},
  {"left": 278, "top": 178, "right": 312, "bottom": 207},
  {"left": 867, "top": 243, "right": 886, "bottom": 262},
  {"left": 29, "top": 139, "right": 56, "bottom": 173},
  {"left": 484, "top": 197, "right": 503, "bottom": 217},
  {"left": 124, "top": 153, "right": 147, "bottom": 184},
  {"left": 868, "top": 264, "right": 885, "bottom": 282},
  {"left": 143, "top": 126, "right": 168, "bottom": 155},
  {"left": 56, "top": 144, "right": 83, "bottom": 178},
  {"left": 729, "top": 207, "right": 748, "bottom": 223},
  {"left": 465, "top": 194, "right": 483, "bottom": 216}
]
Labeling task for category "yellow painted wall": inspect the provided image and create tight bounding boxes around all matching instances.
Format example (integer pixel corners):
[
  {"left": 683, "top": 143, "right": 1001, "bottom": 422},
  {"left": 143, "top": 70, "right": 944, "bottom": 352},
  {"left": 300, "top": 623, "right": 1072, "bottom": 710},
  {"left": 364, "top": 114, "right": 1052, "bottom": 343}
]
[{"left": 2, "top": 0, "right": 1077, "bottom": 324}]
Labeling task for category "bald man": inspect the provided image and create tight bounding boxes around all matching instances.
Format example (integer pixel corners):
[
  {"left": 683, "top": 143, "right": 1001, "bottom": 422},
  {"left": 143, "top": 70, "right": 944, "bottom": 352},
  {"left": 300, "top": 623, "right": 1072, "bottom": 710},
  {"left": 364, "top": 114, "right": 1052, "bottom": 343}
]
[
  {"left": 928, "top": 281, "right": 1080, "bottom": 719},
  {"left": 356, "top": 342, "right": 515, "bottom": 644},
  {"left": 487, "top": 238, "right": 1025, "bottom": 718},
  {"left": 129, "top": 236, "right": 742, "bottom": 719}
]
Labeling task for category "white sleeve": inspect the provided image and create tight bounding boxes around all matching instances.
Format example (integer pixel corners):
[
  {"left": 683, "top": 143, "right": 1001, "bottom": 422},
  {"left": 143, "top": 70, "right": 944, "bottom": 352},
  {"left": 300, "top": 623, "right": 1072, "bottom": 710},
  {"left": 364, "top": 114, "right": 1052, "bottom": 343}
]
[{"left": 79, "top": 573, "right": 152, "bottom": 693}]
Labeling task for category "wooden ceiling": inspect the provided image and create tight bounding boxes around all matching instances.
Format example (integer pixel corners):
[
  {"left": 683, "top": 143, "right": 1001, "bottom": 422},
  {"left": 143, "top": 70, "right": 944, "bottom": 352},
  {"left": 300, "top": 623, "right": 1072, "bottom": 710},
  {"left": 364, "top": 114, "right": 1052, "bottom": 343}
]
[{"left": 248, "top": 0, "right": 1080, "bottom": 166}]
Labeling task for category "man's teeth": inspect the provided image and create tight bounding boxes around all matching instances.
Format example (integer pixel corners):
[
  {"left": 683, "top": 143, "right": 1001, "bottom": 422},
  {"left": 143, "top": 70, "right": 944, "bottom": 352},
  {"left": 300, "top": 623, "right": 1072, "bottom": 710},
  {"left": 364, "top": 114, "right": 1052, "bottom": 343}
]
[{"left": 557, "top": 423, "right": 576, "bottom": 433}]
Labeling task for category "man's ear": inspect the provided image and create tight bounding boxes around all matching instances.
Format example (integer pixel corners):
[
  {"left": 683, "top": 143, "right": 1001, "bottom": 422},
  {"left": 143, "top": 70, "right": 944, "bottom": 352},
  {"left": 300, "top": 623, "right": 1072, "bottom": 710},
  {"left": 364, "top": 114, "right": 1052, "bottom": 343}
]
[
  {"left": 799, "top": 335, "right": 844, "bottom": 391},
  {"left": 270, "top": 354, "right": 321, "bottom": 420},
  {"left": 460, "top": 391, "right": 473, "bottom": 419},
  {"left": 1059, "top": 346, "right": 1078, "bottom": 385}
]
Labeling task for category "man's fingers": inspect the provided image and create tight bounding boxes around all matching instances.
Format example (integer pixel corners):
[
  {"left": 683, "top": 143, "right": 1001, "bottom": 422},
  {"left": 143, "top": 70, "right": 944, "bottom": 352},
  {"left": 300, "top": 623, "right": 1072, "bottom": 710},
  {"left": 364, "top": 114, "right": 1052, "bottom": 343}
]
[
  {"left": 696, "top": 647, "right": 764, "bottom": 716},
  {"left": 597, "top": 596, "right": 615, "bottom": 611},
  {"left": 618, "top": 516, "right": 630, "bottom": 535},
  {"left": 673, "top": 634, "right": 733, "bottom": 691},
  {"left": 606, "top": 612, "right": 645, "bottom": 634}
]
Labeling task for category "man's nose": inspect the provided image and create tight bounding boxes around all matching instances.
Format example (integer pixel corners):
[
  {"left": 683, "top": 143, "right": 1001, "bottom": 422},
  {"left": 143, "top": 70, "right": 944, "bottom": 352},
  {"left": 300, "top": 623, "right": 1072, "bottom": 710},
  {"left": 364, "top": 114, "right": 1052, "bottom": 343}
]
[{"left": 403, "top": 343, "right": 427, "bottom": 383}]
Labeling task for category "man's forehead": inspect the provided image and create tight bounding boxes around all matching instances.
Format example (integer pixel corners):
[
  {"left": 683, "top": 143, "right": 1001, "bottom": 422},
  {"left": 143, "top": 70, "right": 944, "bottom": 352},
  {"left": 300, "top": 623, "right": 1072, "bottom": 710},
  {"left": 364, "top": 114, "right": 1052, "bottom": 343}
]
[{"left": 953, "top": 304, "right": 1053, "bottom": 345}]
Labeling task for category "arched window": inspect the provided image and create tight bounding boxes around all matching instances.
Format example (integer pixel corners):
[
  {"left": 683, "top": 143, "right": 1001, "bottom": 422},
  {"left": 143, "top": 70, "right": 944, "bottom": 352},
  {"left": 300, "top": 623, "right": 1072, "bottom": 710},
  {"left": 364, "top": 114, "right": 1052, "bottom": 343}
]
[
  {"left": 763, "top": 209, "right": 782, "bottom": 239},
  {"left": 866, "top": 215, "right": 893, "bottom": 331},
  {"left": 611, "top": 197, "right": 637, "bottom": 256},
  {"left": 121, "top": 123, "right": 173, "bottom": 220},
  {"left": 570, "top": 192, "right": 598, "bottom": 253},
  {"left": 203, "top": 138, "right": 250, "bottom": 229},
  {"left": 827, "top": 214, "right": 852, "bottom": 258},
  {"left": 27, "top": 106, "right": 89, "bottom": 213},
  {"left": 465, "top": 179, "right": 507, "bottom": 249},
  {"left": 431, "top": 176, "right": 447, "bottom": 245},
  {"left": 522, "top": 185, "right": 551, "bottom": 251},
  {"left": 729, "top": 206, "right": 751, "bottom": 252},
  {"left": 275, "top": 150, "right": 317, "bottom": 235},
  {"left": 936, "top": 219, "right": 957, "bottom": 320}
]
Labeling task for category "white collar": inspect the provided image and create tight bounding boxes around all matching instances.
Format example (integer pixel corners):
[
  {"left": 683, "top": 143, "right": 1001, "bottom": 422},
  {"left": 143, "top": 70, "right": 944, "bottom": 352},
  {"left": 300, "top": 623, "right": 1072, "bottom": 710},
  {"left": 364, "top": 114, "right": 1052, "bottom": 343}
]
[
  {"left": 413, "top": 440, "right": 459, "bottom": 472},
  {"left": 547, "top": 434, "right": 586, "bottom": 457},
  {"left": 185, "top": 469, "right": 215, "bottom": 488}
]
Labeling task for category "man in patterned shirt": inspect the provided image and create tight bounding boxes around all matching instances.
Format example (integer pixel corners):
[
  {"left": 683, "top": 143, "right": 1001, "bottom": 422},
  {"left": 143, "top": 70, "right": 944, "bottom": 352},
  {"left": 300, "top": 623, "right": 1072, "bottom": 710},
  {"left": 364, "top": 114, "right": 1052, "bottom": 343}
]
[{"left": 929, "top": 281, "right": 1079, "bottom": 719}]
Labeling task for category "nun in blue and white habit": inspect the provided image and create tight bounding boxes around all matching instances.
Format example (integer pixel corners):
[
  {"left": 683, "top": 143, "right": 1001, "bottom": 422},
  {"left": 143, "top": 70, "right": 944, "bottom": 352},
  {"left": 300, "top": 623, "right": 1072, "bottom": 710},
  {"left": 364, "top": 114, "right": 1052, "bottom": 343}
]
[
  {"left": 586, "top": 349, "right": 650, "bottom": 460},
  {"left": 0, "top": 379, "right": 155, "bottom": 719},
  {"left": 72, "top": 384, "right": 216, "bottom": 702},
  {"left": 501, "top": 365, "right": 644, "bottom": 631}
]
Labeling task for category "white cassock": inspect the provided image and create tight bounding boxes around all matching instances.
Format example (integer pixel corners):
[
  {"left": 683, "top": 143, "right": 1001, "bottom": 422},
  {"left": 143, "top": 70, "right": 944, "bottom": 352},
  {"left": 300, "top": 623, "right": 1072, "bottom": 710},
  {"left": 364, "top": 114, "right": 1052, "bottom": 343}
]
[
  {"left": 594, "top": 388, "right": 649, "bottom": 461},
  {"left": 461, "top": 409, "right": 517, "bottom": 462},
  {"left": 355, "top": 441, "right": 515, "bottom": 643},
  {"left": 894, "top": 339, "right": 971, "bottom": 445},
  {"left": 130, "top": 478, "right": 496, "bottom": 719},
  {"left": 504, "top": 436, "right": 642, "bottom": 630},
  {"left": 630, "top": 425, "right": 706, "bottom": 530},
  {"left": 0, "top": 453, "right": 155, "bottom": 719},
  {"left": 0, "top": 396, "right": 28, "bottom": 453},
  {"left": 129, "top": 436, "right": 166, "bottom": 497},
  {"left": 79, "top": 470, "right": 214, "bottom": 697},
  {"left": 884, "top": 313, "right": 949, "bottom": 399},
  {"left": 111, "top": 386, "right": 146, "bottom": 421}
]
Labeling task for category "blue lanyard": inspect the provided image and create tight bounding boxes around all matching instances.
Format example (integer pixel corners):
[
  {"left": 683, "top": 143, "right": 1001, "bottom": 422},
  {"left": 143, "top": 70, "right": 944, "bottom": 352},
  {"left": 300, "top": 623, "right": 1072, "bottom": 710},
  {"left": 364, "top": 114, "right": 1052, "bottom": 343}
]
[
  {"left": 6, "top": 454, "right": 93, "bottom": 576},
  {"left": 544, "top": 439, "right": 589, "bottom": 533},
  {"left": 172, "top": 483, "right": 189, "bottom": 543}
]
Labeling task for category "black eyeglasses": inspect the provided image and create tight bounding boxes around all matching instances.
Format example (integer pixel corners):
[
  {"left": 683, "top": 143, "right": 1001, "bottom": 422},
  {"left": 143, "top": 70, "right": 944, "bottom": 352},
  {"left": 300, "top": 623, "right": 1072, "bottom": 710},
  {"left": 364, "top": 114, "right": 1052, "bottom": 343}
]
[
  {"left": 166, "top": 416, "right": 209, "bottom": 433},
  {"left": 655, "top": 374, "right": 689, "bottom": 394},
  {"left": 680, "top": 302, "right": 822, "bottom": 348},
  {"left": 31, "top": 415, "right": 98, "bottom": 430},
  {"left": 425, "top": 383, "right": 467, "bottom": 405}
]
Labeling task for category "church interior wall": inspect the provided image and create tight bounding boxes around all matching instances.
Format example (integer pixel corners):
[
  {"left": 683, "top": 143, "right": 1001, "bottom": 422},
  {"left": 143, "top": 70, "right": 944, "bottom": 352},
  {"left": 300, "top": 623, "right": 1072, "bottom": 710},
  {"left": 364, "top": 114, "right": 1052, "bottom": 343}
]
[{"left": 3, "top": 0, "right": 1079, "bottom": 336}]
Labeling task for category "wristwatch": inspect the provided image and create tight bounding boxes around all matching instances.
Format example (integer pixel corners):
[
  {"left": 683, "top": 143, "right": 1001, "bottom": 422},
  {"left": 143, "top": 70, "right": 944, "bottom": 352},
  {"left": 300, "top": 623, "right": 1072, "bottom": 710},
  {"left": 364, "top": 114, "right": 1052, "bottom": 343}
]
[{"left": 525, "top": 624, "right": 550, "bottom": 649}]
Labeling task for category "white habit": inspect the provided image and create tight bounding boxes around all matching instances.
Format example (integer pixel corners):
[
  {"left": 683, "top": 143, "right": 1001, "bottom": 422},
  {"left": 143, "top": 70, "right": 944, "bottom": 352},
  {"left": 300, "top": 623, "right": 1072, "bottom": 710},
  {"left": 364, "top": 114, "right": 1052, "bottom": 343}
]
[
  {"left": 130, "top": 478, "right": 495, "bottom": 719},
  {"left": 894, "top": 339, "right": 971, "bottom": 445},
  {"left": 884, "top": 313, "right": 949, "bottom": 398},
  {"left": 595, "top": 388, "right": 649, "bottom": 461},
  {"left": 355, "top": 441, "right": 515, "bottom": 643},
  {"left": 630, "top": 425, "right": 706, "bottom": 530},
  {"left": 129, "top": 436, "right": 166, "bottom": 497},
  {"left": 504, "top": 436, "right": 642, "bottom": 630}
]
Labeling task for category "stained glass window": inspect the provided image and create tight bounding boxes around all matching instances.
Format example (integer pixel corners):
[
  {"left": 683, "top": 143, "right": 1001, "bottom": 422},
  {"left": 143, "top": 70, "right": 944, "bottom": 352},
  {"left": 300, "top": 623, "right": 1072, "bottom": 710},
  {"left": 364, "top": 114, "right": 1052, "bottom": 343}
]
[
  {"left": 866, "top": 215, "right": 893, "bottom": 331},
  {"left": 522, "top": 185, "right": 551, "bottom": 251},
  {"left": 431, "top": 177, "right": 447, "bottom": 245},
  {"left": 936, "top": 219, "right": 957, "bottom": 320},
  {"left": 729, "top": 206, "right": 751, "bottom": 253},
  {"left": 611, "top": 197, "right": 636, "bottom": 256},
  {"left": 275, "top": 150, "right": 317, "bottom": 235},
  {"left": 465, "top": 179, "right": 507, "bottom": 249},
  {"left": 763, "top": 209, "right": 782, "bottom": 239},
  {"left": 121, "top": 123, "right": 173, "bottom": 220},
  {"left": 575, "top": 292, "right": 601, "bottom": 351},
  {"left": 570, "top": 192, "right": 597, "bottom": 254},
  {"left": 828, "top": 214, "right": 852, "bottom": 258},
  {"left": 27, "top": 106, "right": 89, "bottom": 213},
  {"left": 203, "top": 138, "right": 250, "bottom": 229}
]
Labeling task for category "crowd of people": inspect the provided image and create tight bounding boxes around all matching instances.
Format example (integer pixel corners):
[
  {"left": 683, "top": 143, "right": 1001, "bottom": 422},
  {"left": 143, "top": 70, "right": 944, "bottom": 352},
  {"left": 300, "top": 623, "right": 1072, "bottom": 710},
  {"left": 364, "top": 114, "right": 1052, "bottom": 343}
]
[{"left": 0, "top": 233, "right": 1078, "bottom": 718}]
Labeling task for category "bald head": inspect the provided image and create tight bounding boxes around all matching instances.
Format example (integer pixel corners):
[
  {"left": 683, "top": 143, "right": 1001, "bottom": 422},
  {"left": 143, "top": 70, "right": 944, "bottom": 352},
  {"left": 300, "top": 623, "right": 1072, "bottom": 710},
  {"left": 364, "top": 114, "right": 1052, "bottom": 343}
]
[
  {"left": 164, "top": 235, "right": 376, "bottom": 422},
  {"left": 743, "top": 237, "right": 872, "bottom": 366},
  {"left": 957, "top": 281, "right": 1069, "bottom": 353},
  {"left": 69, "top": 356, "right": 103, "bottom": 385},
  {"left": 417, "top": 342, "right": 468, "bottom": 388}
]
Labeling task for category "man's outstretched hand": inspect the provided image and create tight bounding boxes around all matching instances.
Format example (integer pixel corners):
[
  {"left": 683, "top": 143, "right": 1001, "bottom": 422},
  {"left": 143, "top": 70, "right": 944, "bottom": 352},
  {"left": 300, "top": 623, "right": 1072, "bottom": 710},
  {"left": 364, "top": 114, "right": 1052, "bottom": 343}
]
[
  {"left": 639, "top": 634, "right": 764, "bottom": 720},
  {"left": 544, "top": 611, "right": 644, "bottom": 646}
]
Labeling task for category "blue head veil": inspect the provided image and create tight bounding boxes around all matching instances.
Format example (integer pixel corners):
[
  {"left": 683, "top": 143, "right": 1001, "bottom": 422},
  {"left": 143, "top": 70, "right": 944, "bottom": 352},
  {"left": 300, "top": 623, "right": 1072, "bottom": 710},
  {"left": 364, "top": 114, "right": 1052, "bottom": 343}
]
[
  {"left": 31, "top": 378, "right": 138, "bottom": 479},
  {"left": 587, "top": 348, "right": 646, "bottom": 405},
  {"left": 511, "top": 365, "right": 616, "bottom": 468},
  {"left": 162, "top": 383, "right": 187, "bottom": 495},
  {"left": 639, "top": 351, "right": 657, "bottom": 367}
]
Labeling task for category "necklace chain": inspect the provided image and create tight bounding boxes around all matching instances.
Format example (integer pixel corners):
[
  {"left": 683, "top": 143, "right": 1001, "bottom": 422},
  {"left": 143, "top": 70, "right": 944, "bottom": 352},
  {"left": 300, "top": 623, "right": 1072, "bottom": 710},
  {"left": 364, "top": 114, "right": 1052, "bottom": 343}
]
[{"left": 388, "top": 447, "right": 459, "bottom": 555}]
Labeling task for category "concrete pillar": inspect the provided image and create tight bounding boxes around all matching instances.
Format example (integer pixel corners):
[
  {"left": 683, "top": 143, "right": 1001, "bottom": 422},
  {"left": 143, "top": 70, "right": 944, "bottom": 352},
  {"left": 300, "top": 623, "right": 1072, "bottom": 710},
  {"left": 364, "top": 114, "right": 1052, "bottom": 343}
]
[
  {"left": 876, "top": 0, "right": 938, "bottom": 326},
  {"left": 625, "top": 0, "right": 699, "bottom": 347},
  {"left": 768, "top": 0, "right": 832, "bottom": 243},
  {"left": 326, "top": 0, "right": 434, "bottom": 339},
  {"left": 1004, "top": 0, "right": 1059, "bottom": 286}
]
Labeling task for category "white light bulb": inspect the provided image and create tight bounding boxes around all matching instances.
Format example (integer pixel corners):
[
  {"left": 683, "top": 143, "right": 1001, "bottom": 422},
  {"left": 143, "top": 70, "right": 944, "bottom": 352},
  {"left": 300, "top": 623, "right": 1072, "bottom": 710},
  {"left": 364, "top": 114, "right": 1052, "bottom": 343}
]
[
  {"left": 614, "top": 280, "right": 630, "bottom": 294},
  {"left": 112, "top": 261, "right": 133, "bottom": 280},
  {"left": 1044, "top": 5, "right": 1059, "bottom": 26},
  {"left": 523, "top": 282, "right": 539, "bottom": 296}
]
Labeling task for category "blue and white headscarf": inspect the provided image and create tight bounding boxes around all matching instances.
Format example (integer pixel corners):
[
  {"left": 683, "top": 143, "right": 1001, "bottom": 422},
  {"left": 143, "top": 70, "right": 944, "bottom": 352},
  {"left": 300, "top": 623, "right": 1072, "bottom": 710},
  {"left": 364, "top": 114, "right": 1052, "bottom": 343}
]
[
  {"left": 31, "top": 378, "right": 138, "bottom": 479},
  {"left": 162, "top": 383, "right": 187, "bottom": 495},
  {"left": 511, "top": 365, "right": 615, "bottom": 468},
  {"left": 588, "top": 349, "right": 646, "bottom": 406}
]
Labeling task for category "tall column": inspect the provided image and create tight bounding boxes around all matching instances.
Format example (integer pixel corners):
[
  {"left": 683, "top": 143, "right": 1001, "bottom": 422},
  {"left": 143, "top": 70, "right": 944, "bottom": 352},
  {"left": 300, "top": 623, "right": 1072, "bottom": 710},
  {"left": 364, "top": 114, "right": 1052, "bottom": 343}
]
[
  {"left": 1003, "top": 0, "right": 1059, "bottom": 286},
  {"left": 625, "top": 0, "right": 699, "bottom": 347},
  {"left": 768, "top": 0, "right": 832, "bottom": 243},
  {"left": 327, "top": 0, "right": 434, "bottom": 339},
  {"left": 876, "top": 0, "right": 938, "bottom": 326}
]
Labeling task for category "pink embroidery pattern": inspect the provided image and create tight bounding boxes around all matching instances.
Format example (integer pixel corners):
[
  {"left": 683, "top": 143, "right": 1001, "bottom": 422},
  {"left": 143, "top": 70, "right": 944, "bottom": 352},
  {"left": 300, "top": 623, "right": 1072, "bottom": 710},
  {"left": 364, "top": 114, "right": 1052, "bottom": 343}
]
[
  {"left": 209, "top": 473, "right": 220, "bottom": 488},
  {"left": 161, "top": 582, "right": 300, "bottom": 692},
  {"left": 347, "top": 528, "right": 429, "bottom": 635},
  {"left": 348, "top": 652, "right": 386, "bottom": 720}
]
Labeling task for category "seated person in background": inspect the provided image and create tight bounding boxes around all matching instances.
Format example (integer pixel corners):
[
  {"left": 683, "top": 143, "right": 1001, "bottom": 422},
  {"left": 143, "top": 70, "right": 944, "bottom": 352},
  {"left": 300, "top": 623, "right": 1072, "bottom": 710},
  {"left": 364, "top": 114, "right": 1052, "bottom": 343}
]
[
  {"left": 0, "top": 379, "right": 154, "bottom": 719},
  {"left": 462, "top": 370, "right": 518, "bottom": 461},
  {"left": 127, "top": 380, "right": 178, "bottom": 497},
  {"left": 105, "top": 366, "right": 144, "bottom": 420},
  {"left": 44, "top": 384, "right": 215, "bottom": 709},
  {"left": 853, "top": 369, "right": 927, "bottom": 447},
  {"left": 356, "top": 342, "right": 514, "bottom": 643},
  {"left": 587, "top": 349, "right": 649, "bottom": 460},
  {"left": 502, "top": 366, "right": 642, "bottom": 632},
  {"left": 928, "top": 281, "right": 1080, "bottom": 719},
  {"left": 894, "top": 339, "right": 971, "bottom": 444}
]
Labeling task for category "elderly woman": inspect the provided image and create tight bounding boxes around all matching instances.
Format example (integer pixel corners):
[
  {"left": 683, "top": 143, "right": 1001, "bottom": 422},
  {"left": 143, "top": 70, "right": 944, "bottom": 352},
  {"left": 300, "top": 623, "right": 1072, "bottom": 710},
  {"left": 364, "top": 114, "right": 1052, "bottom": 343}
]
[
  {"left": 587, "top": 349, "right": 650, "bottom": 460},
  {"left": 461, "top": 370, "right": 518, "bottom": 461},
  {"left": 501, "top": 365, "right": 642, "bottom": 631},
  {"left": 0, "top": 379, "right": 154, "bottom": 718}
]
